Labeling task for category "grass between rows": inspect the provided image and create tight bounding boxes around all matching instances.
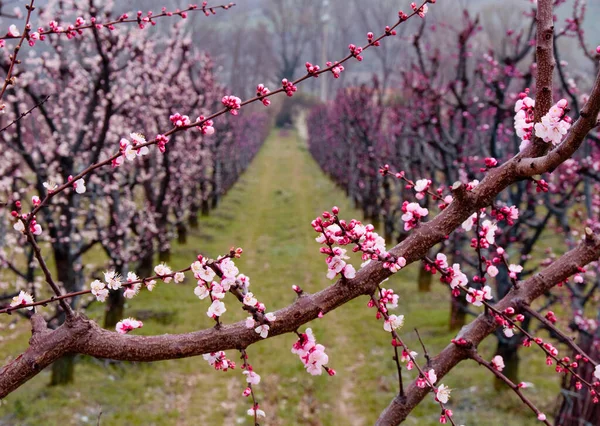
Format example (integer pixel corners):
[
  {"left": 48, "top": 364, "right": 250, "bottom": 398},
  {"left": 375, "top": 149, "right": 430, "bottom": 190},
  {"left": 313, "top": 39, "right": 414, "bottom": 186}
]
[{"left": 0, "top": 129, "right": 561, "bottom": 425}]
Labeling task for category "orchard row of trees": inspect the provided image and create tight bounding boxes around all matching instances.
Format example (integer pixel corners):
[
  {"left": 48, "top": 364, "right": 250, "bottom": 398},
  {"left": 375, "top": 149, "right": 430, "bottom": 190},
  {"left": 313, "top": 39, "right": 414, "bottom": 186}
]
[
  {"left": 0, "top": 1, "right": 270, "bottom": 384},
  {"left": 1, "top": 0, "right": 600, "bottom": 425},
  {"left": 308, "top": 2, "right": 600, "bottom": 424}
]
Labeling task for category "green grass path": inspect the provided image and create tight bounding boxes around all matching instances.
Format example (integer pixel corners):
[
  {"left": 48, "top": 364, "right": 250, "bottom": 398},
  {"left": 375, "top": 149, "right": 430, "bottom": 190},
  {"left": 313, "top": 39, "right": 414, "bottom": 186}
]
[{"left": 0, "top": 130, "right": 560, "bottom": 425}]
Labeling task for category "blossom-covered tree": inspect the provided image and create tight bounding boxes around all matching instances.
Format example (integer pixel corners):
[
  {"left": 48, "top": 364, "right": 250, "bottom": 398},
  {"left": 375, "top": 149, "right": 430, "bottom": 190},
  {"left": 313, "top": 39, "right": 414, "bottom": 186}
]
[
  {"left": 2, "top": 1, "right": 600, "bottom": 425},
  {"left": 308, "top": 0, "right": 600, "bottom": 393}
]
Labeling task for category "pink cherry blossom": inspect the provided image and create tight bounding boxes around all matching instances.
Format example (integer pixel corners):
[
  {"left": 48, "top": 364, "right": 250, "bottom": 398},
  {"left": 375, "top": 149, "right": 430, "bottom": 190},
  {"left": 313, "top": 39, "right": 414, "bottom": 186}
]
[
  {"left": 491, "top": 355, "right": 505, "bottom": 371},
  {"left": 466, "top": 285, "right": 493, "bottom": 306},
  {"left": 436, "top": 384, "right": 451, "bottom": 403},
  {"left": 222, "top": 95, "right": 242, "bottom": 114},
  {"left": 247, "top": 405, "right": 266, "bottom": 418},
  {"left": 508, "top": 264, "right": 523, "bottom": 279},
  {"left": 73, "top": 178, "right": 86, "bottom": 194},
  {"left": 104, "top": 270, "right": 122, "bottom": 290},
  {"left": 207, "top": 299, "right": 226, "bottom": 317},
  {"left": 243, "top": 369, "right": 261, "bottom": 385},
  {"left": 115, "top": 318, "right": 143, "bottom": 334},
  {"left": 401, "top": 201, "right": 428, "bottom": 231},
  {"left": 10, "top": 291, "right": 34, "bottom": 310},
  {"left": 383, "top": 314, "right": 405, "bottom": 332},
  {"left": 90, "top": 280, "right": 109, "bottom": 302}
]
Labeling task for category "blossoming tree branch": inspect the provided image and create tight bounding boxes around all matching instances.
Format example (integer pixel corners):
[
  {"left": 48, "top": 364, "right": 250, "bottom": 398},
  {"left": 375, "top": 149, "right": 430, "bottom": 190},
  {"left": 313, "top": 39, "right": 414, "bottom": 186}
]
[{"left": 1, "top": 0, "right": 600, "bottom": 424}]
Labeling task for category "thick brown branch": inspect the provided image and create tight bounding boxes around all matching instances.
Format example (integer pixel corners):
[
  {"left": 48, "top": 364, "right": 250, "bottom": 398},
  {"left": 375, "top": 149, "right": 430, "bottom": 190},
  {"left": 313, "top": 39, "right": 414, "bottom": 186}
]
[
  {"left": 516, "top": 66, "right": 600, "bottom": 176},
  {"left": 375, "top": 234, "right": 600, "bottom": 425},
  {"left": 533, "top": 0, "right": 554, "bottom": 125}
]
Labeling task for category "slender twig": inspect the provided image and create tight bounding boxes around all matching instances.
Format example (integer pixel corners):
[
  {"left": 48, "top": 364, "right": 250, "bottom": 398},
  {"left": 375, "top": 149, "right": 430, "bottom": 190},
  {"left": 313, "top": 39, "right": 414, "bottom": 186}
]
[
  {"left": 0, "top": 95, "right": 49, "bottom": 133},
  {"left": 22, "top": 223, "right": 73, "bottom": 318},
  {"left": 0, "top": 3, "right": 236, "bottom": 42},
  {"left": 470, "top": 351, "right": 551, "bottom": 425},
  {"left": 414, "top": 328, "right": 430, "bottom": 365},
  {"left": 0, "top": 265, "right": 191, "bottom": 314},
  {"left": 521, "top": 304, "right": 597, "bottom": 364},
  {"left": 0, "top": 0, "right": 35, "bottom": 103}
]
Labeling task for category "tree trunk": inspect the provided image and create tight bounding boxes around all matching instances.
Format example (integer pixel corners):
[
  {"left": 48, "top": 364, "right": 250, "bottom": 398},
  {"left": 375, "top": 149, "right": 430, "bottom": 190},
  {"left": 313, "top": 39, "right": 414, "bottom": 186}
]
[
  {"left": 159, "top": 248, "right": 171, "bottom": 262},
  {"left": 554, "top": 332, "right": 600, "bottom": 425},
  {"left": 201, "top": 198, "right": 210, "bottom": 216},
  {"left": 494, "top": 335, "right": 520, "bottom": 388},
  {"left": 50, "top": 354, "right": 75, "bottom": 386},
  {"left": 104, "top": 289, "right": 125, "bottom": 329},
  {"left": 211, "top": 160, "right": 221, "bottom": 209},
  {"left": 418, "top": 262, "right": 432, "bottom": 292},
  {"left": 137, "top": 250, "right": 154, "bottom": 278},
  {"left": 188, "top": 212, "right": 199, "bottom": 229},
  {"left": 449, "top": 296, "right": 467, "bottom": 330},
  {"left": 493, "top": 270, "right": 521, "bottom": 388},
  {"left": 51, "top": 250, "right": 76, "bottom": 385},
  {"left": 177, "top": 222, "right": 187, "bottom": 245}
]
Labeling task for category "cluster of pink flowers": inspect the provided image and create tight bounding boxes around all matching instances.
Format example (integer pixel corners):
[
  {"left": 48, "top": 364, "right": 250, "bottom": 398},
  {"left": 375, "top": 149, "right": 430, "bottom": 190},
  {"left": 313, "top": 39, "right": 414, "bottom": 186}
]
[
  {"left": 416, "top": 368, "right": 437, "bottom": 388},
  {"left": 326, "top": 61, "right": 345, "bottom": 78},
  {"left": 222, "top": 95, "right": 242, "bottom": 114},
  {"left": 313, "top": 207, "right": 410, "bottom": 280},
  {"left": 291, "top": 328, "right": 333, "bottom": 376},
  {"left": 324, "top": 246, "right": 356, "bottom": 280},
  {"left": 410, "top": 2, "right": 430, "bottom": 18},
  {"left": 282, "top": 78, "right": 297, "bottom": 97},
  {"left": 493, "top": 307, "right": 519, "bottom": 337},
  {"left": 196, "top": 115, "right": 215, "bottom": 135},
  {"left": 90, "top": 280, "right": 109, "bottom": 302},
  {"left": 114, "top": 133, "right": 149, "bottom": 166},
  {"left": 401, "top": 201, "right": 429, "bottom": 231},
  {"left": 474, "top": 219, "right": 498, "bottom": 248},
  {"left": 256, "top": 84, "right": 271, "bottom": 106},
  {"left": 430, "top": 253, "right": 468, "bottom": 296},
  {"left": 413, "top": 178, "right": 431, "bottom": 200},
  {"left": 367, "top": 32, "right": 380, "bottom": 46},
  {"left": 305, "top": 61, "right": 320, "bottom": 76},
  {"left": 11, "top": 213, "right": 38, "bottom": 236},
  {"left": 170, "top": 112, "right": 192, "bottom": 127},
  {"left": 348, "top": 44, "right": 364, "bottom": 61},
  {"left": 90, "top": 269, "right": 159, "bottom": 302},
  {"left": 203, "top": 351, "right": 235, "bottom": 371},
  {"left": 115, "top": 317, "right": 143, "bottom": 334},
  {"left": 154, "top": 263, "right": 175, "bottom": 283},
  {"left": 191, "top": 251, "right": 272, "bottom": 328},
  {"left": 401, "top": 349, "right": 418, "bottom": 370},
  {"left": 156, "top": 134, "right": 170, "bottom": 153},
  {"left": 462, "top": 213, "right": 499, "bottom": 248},
  {"left": 384, "top": 24, "right": 398, "bottom": 37},
  {"left": 377, "top": 287, "right": 399, "bottom": 310},
  {"left": 466, "top": 285, "right": 493, "bottom": 306},
  {"left": 245, "top": 312, "right": 276, "bottom": 338},
  {"left": 312, "top": 213, "right": 358, "bottom": 280},
  {"left": 534, "top": 98, "right": 572, "bottom": 145},
  {"left": 514, "top": 91, "right": 535, "bottom": 151},
  {"left": 491, "top": 205, "right": 519, "bottom": 225}
]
